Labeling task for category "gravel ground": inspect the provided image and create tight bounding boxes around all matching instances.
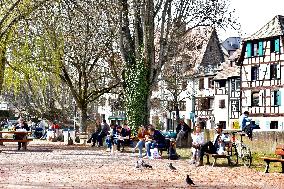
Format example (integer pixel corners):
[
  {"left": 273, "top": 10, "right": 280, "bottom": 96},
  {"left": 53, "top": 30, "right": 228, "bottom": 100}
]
[{"left": 0, "top": 141, "right": 283, "bottom": 189}]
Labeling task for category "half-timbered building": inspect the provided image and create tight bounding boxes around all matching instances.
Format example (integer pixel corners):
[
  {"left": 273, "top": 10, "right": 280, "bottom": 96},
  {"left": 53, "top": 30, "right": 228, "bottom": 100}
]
[{"left": 238, "top": 15, "right": 284, "bottom": 130}]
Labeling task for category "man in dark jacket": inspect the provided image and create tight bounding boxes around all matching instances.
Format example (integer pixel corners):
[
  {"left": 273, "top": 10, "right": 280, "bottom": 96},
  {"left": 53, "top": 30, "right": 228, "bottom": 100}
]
[
  {"left": 97, "top": 120, "right": 110, "bottom": 147},
  {"left": 176, "top": 120, "right": 190, "bottom": 141},
  {"left": 14, "top": 118, "right": 30, "bottom": 150},
  {"left": 145, "top": 128, "right": 166, "bottom": 158}
]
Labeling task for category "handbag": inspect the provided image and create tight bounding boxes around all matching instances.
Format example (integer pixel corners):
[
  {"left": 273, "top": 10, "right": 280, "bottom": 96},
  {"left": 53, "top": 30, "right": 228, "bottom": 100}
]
[{"left": 192, "top": 144, "right": 200, "bottom": 149}]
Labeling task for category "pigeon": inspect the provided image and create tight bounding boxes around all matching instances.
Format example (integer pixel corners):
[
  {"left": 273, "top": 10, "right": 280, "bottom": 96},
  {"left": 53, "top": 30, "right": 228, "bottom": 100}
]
[
  {"left": 141, "top": 161, "right": 152, "bottom": 169},
  {"left": 186, "top": 175, "right": 195, "bottom": 185},
  {"left": 169, "top": 163, "right": 177, "bottom": 170},
  {"left": 135, "top": 161, "right": 140, "bottom": 168}
]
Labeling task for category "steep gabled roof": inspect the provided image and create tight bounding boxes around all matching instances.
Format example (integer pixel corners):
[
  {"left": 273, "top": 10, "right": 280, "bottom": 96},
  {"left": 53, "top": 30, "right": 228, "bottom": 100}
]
[
  {"left": 213, "top": 63, "right": 240, "bottom": 80},
  {"left": 244, "top": 15, "right": 284, "bottom": 41}
]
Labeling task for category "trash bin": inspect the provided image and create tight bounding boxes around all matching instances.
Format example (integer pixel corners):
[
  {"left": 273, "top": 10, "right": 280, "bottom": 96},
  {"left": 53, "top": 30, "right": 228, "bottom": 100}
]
[{"left": 63, "top": 129, "right": 75, "bottom": 145}]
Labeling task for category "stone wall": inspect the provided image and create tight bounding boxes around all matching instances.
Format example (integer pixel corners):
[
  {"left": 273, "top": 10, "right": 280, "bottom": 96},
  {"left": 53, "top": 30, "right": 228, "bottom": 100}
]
[{"left": 176, "top": 130, "right": 284, "bottom": 152}]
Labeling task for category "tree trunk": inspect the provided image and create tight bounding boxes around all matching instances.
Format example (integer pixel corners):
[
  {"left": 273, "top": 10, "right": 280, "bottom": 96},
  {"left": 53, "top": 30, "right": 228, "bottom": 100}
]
[
  {"left": 79, "top": 104, "right": 88, "bottom": 134},
  {"left": 124, "top": 59, "right": 151, "bottom": 130},
  {"left": 0, "top": 44, "right": 6, "bottom": 93}
]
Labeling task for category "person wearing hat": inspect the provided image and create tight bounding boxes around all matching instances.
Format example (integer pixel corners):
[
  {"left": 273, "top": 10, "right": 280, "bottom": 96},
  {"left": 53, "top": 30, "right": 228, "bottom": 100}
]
[{"left": 197, "top": 123, "right": 228, "bottom": 166}]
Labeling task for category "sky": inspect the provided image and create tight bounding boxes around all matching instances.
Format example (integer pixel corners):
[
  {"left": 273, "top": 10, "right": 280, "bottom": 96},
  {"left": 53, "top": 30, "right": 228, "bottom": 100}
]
[{"left": 219, "top": 0, "right": 284, "bottom": 41}]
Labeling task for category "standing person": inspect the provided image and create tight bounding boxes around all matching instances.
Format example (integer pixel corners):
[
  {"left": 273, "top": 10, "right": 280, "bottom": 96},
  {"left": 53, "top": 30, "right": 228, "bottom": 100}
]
[
  {"left": 133, "top": 125, "right": 149, "bottom": 158},
  {"left": 197, "top": 124, "right": 229, "bottom": 166},
  {"left": 97, "top": 120, "right": 110, "bottom": 147},
  {"left": 14, "top": 118, "right": 30, "bottom": 150},
  {"left": 189, "top": 124, "right": 204, "bottom": 164},
  {"left": 105, "top": 124, "right": 117, "bottom": 152},
  {"left": 51, "top": 121, "right": 60, "bottom": 138},
  {"left": 176, "top": 120, "right": 191, "bottom": 142}
]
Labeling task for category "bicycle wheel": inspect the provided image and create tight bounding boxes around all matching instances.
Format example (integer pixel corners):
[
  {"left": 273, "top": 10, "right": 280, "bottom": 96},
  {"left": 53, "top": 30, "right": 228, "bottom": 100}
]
[
  {"left": 229, "top": 144, "right": 238, "bottom": 166},
  {"left": 241, "top": 145, "right": 252, "bottom": 167}
]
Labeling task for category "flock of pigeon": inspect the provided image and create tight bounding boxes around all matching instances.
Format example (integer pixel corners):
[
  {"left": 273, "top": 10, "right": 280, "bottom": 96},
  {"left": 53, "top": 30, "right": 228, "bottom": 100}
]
[{"left": 135, "top": 160, "right": 195, "bottom": 186}]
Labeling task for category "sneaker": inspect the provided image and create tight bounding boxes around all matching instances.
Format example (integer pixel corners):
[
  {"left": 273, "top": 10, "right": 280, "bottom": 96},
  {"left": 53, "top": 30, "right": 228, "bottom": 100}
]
[
  {"left": 189, "top": 159, "right": 196, "bottom": 164},
  {"left": 106, "top": 148, "right": 111, "bottom": 152}
]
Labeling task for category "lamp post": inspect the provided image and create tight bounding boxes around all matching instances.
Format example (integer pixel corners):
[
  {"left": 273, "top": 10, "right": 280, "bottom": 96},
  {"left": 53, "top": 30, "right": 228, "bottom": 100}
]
[{"left": 172, "top": 112, "right": 175, "bottom": 131}]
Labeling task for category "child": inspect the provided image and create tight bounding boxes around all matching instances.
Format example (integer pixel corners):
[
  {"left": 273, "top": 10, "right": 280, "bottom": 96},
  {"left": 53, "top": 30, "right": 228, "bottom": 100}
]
[
  {"left": 190, "top": 124, "right": 204, "bottom": 164},
  {"left": 168, "top": 138, "right": 179, "bottom": 160}
]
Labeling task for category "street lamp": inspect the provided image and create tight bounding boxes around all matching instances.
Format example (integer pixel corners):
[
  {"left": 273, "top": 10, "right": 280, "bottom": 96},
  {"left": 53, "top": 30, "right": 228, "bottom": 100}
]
[{"left": 172, "top": 112, "right": 175, "bottom": 131}]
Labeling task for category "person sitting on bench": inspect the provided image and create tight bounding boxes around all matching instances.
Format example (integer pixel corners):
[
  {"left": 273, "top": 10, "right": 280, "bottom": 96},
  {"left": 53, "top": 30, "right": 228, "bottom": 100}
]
[
  {"left": 145, "top": 128, "right": 166, "bottom": 158},
  {"left": 14, "top": 118, "right": 30, "bottom": 150},
  {"left": 114, "top": 125, "right": 131, "bottom": 152},
  {"left": 198, "top": 124, "right": 228, "bottom": 166}
]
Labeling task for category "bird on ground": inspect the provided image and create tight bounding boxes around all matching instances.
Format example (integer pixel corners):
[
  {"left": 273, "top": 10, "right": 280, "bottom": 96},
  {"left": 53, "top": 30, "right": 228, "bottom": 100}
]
[
  {"left": 169, "top": 163, "right": 177, "bottom": 170},
  {"left": 135, "top": 161, "right": 140, "bottom": 168},
  {"left": 186, "top": 175, "right": 195, "bottom": 185},
  {"left": 141, "top": 161, "right": 152, "bottom": 169}
]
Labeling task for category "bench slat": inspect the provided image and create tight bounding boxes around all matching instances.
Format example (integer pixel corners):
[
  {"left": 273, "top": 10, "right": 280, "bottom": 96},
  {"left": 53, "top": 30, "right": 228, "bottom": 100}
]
[
  {"left": 0, "top": 139, "right": 33, "bottom": 143},
  {"left": 261, "top": 157, "right": 284, "bottom": 162}
]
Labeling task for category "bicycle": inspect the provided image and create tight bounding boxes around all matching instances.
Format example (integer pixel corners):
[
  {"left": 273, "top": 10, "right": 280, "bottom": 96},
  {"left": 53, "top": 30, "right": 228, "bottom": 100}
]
[{"left": 225, "top": 131, "right": 252, "bottom": 167}]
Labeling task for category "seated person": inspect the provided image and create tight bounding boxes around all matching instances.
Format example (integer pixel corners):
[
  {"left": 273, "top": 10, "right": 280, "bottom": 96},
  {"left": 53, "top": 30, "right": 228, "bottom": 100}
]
[
  {"left": 190, "top": 124, "right": 204, "bottom": 164},
  {"left": 114, "top": 125, "right": 131, "bottom": 152},
  {"left": 168, "top": 138, "right": 180, "bottom": 160},
  {"left": 145, "top": 128, "right": 166, "bottom": 158},
  {"left": 133, "top": 125, "right": 149, "bottom": 158},
  {"left": 14, "top": 118, "right": 30, "bottom": 150},
  {"left": 198, "top": 124, "right": 229, "bottom": 166},
  {"left": 176, "top": 120, "right": 190, "bottom": 141},
  {"left": 87, "top": 125, "right": 102, "bottom": 147},
  {"left": 105, "top": 124, "right": 117, "bottom": 152},
  {"left": 239, "top": 111, "right": 257, "bottom": 140}
]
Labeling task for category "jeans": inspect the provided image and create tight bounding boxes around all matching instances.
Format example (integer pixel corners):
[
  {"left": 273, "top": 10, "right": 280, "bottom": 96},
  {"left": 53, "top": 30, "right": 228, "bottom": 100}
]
[
  {"left": 136, "top": 140, "right": 145, "bottom": 158},
  {"left": 199, "top": 141, "right": 217, "bottom": 161},
  {"left": 145, "top": 141, "right": 166, "bottom": 157},
  {"left": 105, "top": 137, "right": 114, "bottom": 149}
]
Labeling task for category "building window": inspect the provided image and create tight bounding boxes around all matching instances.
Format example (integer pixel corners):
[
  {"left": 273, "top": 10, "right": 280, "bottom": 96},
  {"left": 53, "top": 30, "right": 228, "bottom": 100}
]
[
  {"left": 199, "top": 78, "right": 204, "bottom": 90},
  {"left": 251, "top": 66, "right": 259, "bottom": 80},
  {"left": 251, "top": 91, "right": 259, "bottom": 106},
  {"left": 219, "top": 121, "right": 226, "bottom": 129},
  {"left": 236, "top": 79, "right": 241, "bottom": 89},
  {"left": 179, "top": 101, "right": 186, "bottom": 111},
  {"left": 218, "top": 80, "right": 226, "bottom": 88},
  {"left": 270, "top": 121, "right": 278, "bottom": 129},
  {"left": 252, "top": 43, "right": 258, "bottom": 56},
  {"left": 208, "top": 77, "right": 214, "bottom": 88},
  {"left": 219, "top": 99, "right": 225, "bottom": 108},
  {"left": 200, "top": 98, "right": 213, "bottom": 110},
  {"left": 270, "top": 64, "right": 278, "bottom": 79}
]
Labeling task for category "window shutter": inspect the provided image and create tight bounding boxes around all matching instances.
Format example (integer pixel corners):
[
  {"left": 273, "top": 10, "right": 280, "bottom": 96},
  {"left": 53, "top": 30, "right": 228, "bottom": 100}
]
[
  {"left": 277, "top": 90, "right": 281, "bottom": 106},
  {"left": 277, "top": 63, "right": 281, "bottom": 79},
  {"left": 258, "top": 41, "right": 263, "bottom": 56},
  {"left": 259, "top": 90, "right": 263, "bottom": 106},
  {"left": 265, "top": 121, "right": 271, "bottom": 130},
  {"left": 275, "top": 39, "right": 280, "bottom": 52},
  {"left": 246, "top": 90, "right": 251, "bottom": 107},
  {"left": 246, "top": 43, "right": 252, "bottom": 57}
]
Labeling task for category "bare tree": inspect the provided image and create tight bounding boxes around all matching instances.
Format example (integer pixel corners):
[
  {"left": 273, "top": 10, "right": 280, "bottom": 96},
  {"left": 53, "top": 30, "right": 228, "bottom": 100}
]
[
  {"left": 118, "top": 0, "right": 239, "bottom": 130},
  {"left": 5, "top": 0, "right": 123, "bottom": 132}
]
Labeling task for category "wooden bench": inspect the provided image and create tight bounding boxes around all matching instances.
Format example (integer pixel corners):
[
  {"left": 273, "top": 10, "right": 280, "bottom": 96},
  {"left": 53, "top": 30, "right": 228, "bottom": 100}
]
[
  {"left": 261, "top": 144, "right": 284, "bottom": 173},
  {"left": 205, "top": 153, "right": 231, "bottom": 167},
  {"left": 0, "top": 138, "right": 33, "bottom": 151},
  {"left": 205, "top": 144, "right": 232, "bottom": 167}
]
